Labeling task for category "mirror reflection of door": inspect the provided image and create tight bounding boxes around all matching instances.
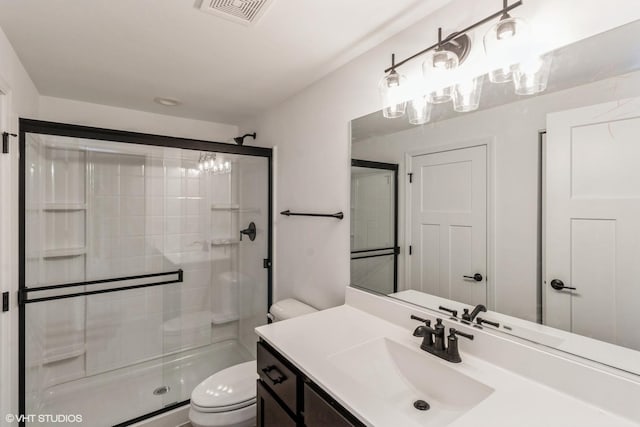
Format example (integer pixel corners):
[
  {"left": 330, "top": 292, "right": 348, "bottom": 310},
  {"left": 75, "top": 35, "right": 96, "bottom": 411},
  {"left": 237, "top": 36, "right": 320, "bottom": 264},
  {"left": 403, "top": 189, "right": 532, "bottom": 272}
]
[
  {"left": 409, "top": 145, "right": 487, "bottom": 306},
  {"left": 545, "top": 98, "right": 640, "bottom": 351},
  {"left": 350, "top": 160, "right": 398, "bottom": 294}
]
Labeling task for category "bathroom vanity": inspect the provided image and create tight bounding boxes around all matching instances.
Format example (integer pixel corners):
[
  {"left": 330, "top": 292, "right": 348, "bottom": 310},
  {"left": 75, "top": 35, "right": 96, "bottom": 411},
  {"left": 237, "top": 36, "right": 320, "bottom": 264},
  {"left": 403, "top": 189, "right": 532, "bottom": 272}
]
[
  {"left": 256, "top": 287, "right": 640, "bottom": 427},
  {"left": 256, "top": 340, "right": 364, "bottom": 427}
]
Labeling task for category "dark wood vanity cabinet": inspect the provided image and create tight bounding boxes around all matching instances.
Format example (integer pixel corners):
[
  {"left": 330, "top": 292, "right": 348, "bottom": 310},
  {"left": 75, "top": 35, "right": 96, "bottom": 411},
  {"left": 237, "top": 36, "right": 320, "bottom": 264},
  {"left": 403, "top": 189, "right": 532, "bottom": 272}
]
[{"left": 257, "top": 340, "right": 364, "bottom": 427}]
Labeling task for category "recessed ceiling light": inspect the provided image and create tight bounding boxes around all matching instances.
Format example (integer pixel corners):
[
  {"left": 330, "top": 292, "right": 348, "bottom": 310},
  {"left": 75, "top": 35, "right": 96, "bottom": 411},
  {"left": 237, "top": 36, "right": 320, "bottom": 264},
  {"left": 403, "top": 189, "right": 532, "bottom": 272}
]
[{"left": 154, "top": 97, "right": 181, "bottom": 106}]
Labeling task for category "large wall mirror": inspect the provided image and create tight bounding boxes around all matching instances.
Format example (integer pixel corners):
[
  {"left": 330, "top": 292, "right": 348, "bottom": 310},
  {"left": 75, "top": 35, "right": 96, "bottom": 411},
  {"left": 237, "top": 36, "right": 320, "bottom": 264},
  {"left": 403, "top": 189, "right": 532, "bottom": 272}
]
[{"left": 350, "top": 19, "right": 640, "bottom": 375}]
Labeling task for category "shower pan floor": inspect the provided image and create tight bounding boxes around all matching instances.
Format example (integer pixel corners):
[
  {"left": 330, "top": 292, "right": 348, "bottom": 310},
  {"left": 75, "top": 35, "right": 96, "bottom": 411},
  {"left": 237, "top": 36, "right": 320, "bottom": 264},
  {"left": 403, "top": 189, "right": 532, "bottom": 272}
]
[{"left": 34, "top": 340, "right": 254, "bottom": 427}]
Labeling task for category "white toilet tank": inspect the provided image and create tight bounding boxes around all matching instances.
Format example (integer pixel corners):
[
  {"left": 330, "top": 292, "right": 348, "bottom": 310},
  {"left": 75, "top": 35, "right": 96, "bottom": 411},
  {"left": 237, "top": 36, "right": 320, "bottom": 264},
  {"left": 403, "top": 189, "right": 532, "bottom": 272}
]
[{"left": 269, "top": 298, "right": 317, "bottom": 322}]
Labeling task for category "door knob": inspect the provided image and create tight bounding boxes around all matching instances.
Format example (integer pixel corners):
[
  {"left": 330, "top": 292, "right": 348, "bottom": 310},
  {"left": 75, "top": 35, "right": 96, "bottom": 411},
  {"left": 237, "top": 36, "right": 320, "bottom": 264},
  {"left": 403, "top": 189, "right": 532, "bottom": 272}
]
[
  {"left": 550, "top": 279, "right": 576, "bottom": 291},
  {"left": 463, "top": 273, "right": 483, "bottom": 282}
]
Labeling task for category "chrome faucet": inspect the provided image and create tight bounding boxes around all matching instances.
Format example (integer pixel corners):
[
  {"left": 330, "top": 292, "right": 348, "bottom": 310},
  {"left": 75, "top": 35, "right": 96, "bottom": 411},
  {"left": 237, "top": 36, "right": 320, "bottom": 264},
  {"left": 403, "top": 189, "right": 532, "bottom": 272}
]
[
  {"left": 411, "top": 315, "right": 474, "bottom": 363},
  {"left": 461, "top": 304, "right": 487, "bottom": 322}
]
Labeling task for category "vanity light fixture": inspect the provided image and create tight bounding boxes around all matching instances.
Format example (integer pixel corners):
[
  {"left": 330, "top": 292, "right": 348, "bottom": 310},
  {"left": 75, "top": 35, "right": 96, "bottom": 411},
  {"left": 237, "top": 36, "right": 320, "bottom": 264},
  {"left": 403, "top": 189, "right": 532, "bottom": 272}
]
[
  {"left": 378, "top": 54, "right": 408, "bottom": 118},
  {"left": 379, "top": 0, "right": 554, "bottom": 124},
  {"left": 422, "top": 29, "right": 466, "bottom": 104},
  {"left": 484, "top": 0, "right": 531, "bottom": 83},
  {"left": 512, "top": 54, "right": 552, "bottom": 95}
]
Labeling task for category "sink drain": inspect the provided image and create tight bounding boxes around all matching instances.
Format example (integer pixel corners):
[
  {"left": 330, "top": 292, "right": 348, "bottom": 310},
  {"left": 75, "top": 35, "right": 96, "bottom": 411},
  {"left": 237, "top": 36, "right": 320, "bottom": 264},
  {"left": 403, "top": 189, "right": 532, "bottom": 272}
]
[
  {"left": 153, "top": 385, "right": 170, "bottom": 396},
  {"left": 413, "top": 400, "right": 430, "bottom": 411}
]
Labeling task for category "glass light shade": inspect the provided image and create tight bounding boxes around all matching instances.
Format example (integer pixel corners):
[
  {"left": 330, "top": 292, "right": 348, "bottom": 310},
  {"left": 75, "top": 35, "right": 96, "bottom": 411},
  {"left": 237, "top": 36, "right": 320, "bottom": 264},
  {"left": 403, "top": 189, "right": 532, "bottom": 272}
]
[
  {"left": 453, "top": 75, "right": 484, "bottom": 113},
  {"left": 423, "top": 49, "right": 459, "bottom": 104},
  {"left": 407, "top": 96, "right": 432, "bottom": 125},
  {"left": 513, "top": 54, "right": 553, "bottom": 95},
  {"left": 484, "top": 16, "right": 530, "bottom": 83},
  {"left": 378, "top": 70, "right": 408, "bottom": 118}
]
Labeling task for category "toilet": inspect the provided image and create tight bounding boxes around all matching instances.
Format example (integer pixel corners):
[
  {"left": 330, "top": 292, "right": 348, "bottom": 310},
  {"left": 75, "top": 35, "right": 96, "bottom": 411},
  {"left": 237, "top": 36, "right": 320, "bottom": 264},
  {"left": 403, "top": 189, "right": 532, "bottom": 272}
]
[{"left": 189, "top": 299, "right": 317, "bottom": 427}]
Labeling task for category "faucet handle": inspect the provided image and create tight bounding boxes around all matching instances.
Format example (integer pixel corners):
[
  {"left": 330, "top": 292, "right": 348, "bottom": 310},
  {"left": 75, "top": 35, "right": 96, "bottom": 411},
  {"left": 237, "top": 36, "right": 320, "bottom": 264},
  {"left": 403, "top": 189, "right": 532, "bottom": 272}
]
[
  {"left": 449, "top": 328, "right": 474, "bottom": 340},
  {"left": 410, "top": 314, "right": 430, "bottom": 326},
  {"left": 438, "top": 305, "right": 458, "bottom": 318},
  {"left": 476, "top": 317, "right": 499, "bottom": 328}
]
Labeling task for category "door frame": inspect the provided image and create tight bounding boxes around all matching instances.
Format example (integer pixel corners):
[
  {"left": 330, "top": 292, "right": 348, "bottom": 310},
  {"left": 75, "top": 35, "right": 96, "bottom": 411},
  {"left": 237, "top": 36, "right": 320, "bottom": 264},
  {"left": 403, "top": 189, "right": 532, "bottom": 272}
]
[
  {"left": 404, "top": 137, "right": 495, "bottom": 309},
  {"left": 0, "top": 74, "right": 15, "bottom": 427},
  {"left": 17, "top": 118, "right": 274, "bottom": 427}
]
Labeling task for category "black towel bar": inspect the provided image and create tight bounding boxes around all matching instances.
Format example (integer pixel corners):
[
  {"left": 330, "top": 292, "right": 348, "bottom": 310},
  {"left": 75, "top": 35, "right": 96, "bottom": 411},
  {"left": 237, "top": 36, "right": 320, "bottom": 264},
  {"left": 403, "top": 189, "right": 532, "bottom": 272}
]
[{"left": 280, "top": 210, "right": 343, "bottom": 220}]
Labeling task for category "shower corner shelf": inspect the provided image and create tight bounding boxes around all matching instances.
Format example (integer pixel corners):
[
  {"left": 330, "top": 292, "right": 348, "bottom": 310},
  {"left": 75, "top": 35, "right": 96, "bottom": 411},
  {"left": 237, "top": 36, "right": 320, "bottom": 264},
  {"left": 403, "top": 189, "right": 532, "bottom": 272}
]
[
  {"left": 42, "top": 344, "right": 86, "bottom": 365},
  {"left": 211, "top": 204, "right": 261, "bottom": 214},
  {"left": 42, "top": 247, "right": 87, "bottom": 259},
  {"left": 210, "top": 238, "right": 240, "bottom": 247},
  {"left": 211, "top": 204, "right": 240, "bottom": 211},
  {"left": 43, "top": 203, "right": 88, "bottom": 211}
]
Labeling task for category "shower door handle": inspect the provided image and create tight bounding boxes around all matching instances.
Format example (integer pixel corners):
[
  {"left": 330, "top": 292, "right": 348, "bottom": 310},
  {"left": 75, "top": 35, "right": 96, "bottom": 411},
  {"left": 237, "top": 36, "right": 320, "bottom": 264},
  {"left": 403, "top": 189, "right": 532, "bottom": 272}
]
[{"left": 262, "top": 365, "right": 287, "bottom": 385}]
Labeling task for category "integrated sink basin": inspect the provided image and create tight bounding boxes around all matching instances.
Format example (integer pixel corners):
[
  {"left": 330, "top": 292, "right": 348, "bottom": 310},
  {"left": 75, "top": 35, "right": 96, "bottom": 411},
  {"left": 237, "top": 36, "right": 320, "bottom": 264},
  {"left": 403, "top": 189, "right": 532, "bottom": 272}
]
[{"left": 328, "top": 338, "right": 494, "bottom": 426}]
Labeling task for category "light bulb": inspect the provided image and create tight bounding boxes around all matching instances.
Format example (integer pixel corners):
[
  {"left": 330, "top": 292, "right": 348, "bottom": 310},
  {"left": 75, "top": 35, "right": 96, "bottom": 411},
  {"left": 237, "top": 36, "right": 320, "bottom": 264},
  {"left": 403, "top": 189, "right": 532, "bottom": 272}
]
[
  {"left": 484, "top": 15, "right": 530, "bottom": 84},
  {"left": 423, "top": 49, "right": 458, "bottom": 104},
  {"left": 378, "top": 70, "right": 407, "bottom": 118},
  {"left": 496, "top": 19, "right": 517, "bottom": 40}
]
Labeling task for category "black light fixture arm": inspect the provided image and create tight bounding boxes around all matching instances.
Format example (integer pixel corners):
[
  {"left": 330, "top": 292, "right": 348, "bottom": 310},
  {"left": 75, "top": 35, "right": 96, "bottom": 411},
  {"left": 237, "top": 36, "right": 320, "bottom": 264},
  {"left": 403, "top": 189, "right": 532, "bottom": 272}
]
[{"left": 383, "top": 0, "right": 523, "bottom": 73}]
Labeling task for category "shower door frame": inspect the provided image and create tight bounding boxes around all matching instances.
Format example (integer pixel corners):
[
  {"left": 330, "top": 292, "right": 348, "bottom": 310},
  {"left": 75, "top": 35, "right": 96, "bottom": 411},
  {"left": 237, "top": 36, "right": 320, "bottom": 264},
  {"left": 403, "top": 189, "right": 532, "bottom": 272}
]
[{"left": 17, "top": 118, "right": 273, "bottom": 427}]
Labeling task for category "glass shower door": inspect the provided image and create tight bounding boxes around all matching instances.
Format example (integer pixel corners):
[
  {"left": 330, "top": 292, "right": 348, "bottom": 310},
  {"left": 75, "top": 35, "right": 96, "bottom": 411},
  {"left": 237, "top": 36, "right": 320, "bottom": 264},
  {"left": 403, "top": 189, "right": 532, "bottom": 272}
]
[
  {"left": 160, "top": 152, "right": 270, "bottom": 407},
  {"left": 20, "top": 122, "right": 271, "bottom": 426}
]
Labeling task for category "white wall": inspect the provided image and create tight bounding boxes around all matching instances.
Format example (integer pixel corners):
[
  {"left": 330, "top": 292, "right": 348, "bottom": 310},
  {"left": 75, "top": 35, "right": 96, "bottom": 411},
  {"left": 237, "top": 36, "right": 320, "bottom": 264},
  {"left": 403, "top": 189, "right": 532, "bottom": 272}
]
[
  {"left": 353, "top": 70, "right": 640, "bottom": 322},
  {"left": 38, "top": 96, "right": 238, "bottom": 143},
  {"left": 0, "top": 23, "right": 39, "bottom": 427},
  {"left": 248, "top": 0, "right": 640, "bottom": 310}
]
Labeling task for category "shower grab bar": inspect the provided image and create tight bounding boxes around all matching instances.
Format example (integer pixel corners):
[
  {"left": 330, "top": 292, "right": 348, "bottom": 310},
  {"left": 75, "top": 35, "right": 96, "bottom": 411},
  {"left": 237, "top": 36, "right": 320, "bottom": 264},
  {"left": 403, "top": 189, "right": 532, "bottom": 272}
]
[
  {"left": 280, "top": 210, "right": 344, "bottom": 219},
  {"left": 19, "top": 270, "right": 183, "bottom": 305}
]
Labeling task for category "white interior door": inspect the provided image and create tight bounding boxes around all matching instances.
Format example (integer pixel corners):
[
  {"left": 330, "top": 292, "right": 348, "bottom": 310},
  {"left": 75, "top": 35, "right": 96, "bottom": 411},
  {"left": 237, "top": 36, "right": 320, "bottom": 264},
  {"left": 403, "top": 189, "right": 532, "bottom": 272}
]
[
  {"left": 409, "top": 145, "right": 487, "bottom": 305},
  {"left": 545, "top": 98, "right": 640, "bottom": 351}
]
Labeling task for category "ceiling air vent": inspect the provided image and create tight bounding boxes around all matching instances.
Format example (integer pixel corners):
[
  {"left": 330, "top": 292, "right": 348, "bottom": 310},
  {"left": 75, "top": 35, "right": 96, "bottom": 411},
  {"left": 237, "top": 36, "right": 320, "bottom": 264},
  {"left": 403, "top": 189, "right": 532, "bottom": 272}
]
[{"left": 199, "top": 0, "right": 274, "bottom": 26}]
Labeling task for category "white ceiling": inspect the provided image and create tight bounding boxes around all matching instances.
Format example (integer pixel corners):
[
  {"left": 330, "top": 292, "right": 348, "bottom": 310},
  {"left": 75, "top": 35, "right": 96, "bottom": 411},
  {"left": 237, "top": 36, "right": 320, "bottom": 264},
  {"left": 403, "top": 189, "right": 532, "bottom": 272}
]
[{"left": 0, "top": 0, "right": 449, "bottom": 125}]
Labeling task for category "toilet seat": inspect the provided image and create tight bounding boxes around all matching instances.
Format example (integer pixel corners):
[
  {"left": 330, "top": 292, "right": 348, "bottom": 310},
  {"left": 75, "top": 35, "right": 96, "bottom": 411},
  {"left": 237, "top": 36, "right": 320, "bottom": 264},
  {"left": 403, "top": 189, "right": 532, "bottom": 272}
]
[{"left": 190, "top": 361, "right": 258, "bottom": 414}]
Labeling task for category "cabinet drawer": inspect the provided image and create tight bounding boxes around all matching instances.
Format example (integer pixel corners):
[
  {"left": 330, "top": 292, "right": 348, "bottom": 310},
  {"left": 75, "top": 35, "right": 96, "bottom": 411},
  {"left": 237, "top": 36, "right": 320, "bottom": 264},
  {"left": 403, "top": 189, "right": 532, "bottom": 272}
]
[
  {"left": 257, "top": 341, "right": 298, "bottom": 414},
  {"left": 304, "top": 383, "right": 361, "bottom": 427}
]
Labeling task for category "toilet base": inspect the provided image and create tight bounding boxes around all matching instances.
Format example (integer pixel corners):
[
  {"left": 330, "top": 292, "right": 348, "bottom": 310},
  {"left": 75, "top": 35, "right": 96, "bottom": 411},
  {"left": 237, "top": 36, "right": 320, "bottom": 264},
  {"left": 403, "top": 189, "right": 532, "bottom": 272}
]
[{"left": 188, "top": 403, "right": 255, "bottom": 427}]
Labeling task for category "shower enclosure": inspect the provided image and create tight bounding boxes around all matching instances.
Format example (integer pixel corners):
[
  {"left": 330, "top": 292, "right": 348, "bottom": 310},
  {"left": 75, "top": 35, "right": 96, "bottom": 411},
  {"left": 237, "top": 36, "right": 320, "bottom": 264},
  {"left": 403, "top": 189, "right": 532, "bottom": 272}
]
[{"left": 18, "top": 120, "right": 272, "bottom": 426}]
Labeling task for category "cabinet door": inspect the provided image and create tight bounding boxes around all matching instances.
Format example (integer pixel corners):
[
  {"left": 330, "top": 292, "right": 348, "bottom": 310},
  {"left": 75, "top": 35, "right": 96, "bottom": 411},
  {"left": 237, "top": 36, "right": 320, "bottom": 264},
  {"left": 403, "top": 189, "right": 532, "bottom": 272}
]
[
  {"left": 257, "top": 380, "right": 296, "bottom": 427},
  {"left": 257, "top": 341, "right": 298, "bottom": 414},
  {"left": 304, "top": 383, "right": 359, "bottom": 427}
]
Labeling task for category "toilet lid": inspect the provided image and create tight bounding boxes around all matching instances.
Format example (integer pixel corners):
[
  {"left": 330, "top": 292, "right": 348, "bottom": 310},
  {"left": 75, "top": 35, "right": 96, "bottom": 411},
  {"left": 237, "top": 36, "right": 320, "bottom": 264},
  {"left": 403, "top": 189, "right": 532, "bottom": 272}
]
[{"left": 191, "top": 361, "right": 258, "bottom": 413}]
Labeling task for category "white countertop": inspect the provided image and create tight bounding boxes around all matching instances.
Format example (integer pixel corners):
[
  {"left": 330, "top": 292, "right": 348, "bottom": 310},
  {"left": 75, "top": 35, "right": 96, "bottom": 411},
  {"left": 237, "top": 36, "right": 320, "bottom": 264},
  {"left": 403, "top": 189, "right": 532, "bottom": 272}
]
[{"left": 256, "top": 304, "right": 639, "bottom": 427}]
